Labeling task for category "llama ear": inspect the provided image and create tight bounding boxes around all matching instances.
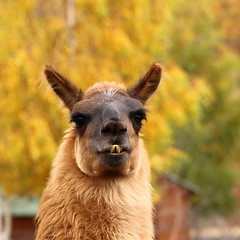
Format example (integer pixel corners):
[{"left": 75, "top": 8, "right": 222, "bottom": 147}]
[
  {"left": 44, "top": 66, "right": 83, "bottom": 111},
  {"left": 128, "top": 63, "right": 162, "bottom": 104}
]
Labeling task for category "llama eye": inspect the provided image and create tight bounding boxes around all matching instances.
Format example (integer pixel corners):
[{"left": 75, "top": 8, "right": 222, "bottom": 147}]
[
  {"left": 132, "top": 111, "right": 147, "bottom": 126},
  {"left": 75, "top": 116, "right": 86, "bottom": 128},
  {"left": 71, "top": 114, "right": 89, "bottom": 129},
  {"left": 134, "top": 115, "right": 144, "bottom": 125}
]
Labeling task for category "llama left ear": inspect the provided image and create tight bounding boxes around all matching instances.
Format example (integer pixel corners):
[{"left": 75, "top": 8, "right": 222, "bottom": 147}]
[
  {"left": 44, "top": 66, "right": 83, "bottom": 111},
  {"left": 128, "top": 63, "right": 162, "bottom": 104}
]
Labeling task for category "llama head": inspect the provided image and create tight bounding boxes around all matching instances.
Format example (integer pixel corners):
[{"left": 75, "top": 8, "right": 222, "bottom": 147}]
[{"left": 45, "top": 64, "right": 162, "bottom": 177}]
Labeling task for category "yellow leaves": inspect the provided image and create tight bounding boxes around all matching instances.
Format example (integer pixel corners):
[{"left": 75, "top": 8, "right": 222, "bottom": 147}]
[
  {"left": 103, "top": 29, "right": 133, "bottom": 57},
  {"left": 159, "top": 64, "right": 211, "bottom": 125},
  {"left": 151, "top": 148, "right": 189, "bottom": 173},
  {"left": 213, "top": 0, "right": 240, "bottom": 51},
  {"left": 0, "top": 0, "right": 219, "bottom": 196},
  {"left": 28, "top": 117, "right": 57, "bottom": 160}
]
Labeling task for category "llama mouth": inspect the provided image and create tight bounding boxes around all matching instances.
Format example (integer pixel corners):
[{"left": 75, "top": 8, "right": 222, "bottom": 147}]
[
  {"left": 98, "top": 145, "right": 129, "bottom": 154},
  {"left": 98, "top": 144, "right": 130, "bottom": 169}
]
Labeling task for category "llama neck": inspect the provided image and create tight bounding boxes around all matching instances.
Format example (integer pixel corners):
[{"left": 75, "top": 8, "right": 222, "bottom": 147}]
[{"left": 37, "top": 129, "right": 153, "bottom": 240}]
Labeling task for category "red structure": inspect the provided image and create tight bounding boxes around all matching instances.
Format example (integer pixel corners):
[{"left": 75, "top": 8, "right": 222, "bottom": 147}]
[
  {"left": 9, "top": 197, "right": 38, "bottom": 240},
  {"left": 154, "top": 175, "right": 197, "bottom": 240},
  {"left": 0, "top": 196, "right": 38, "bottom": 240},
  {"left": 11, "top": 217, "right": 35, "bottom": 240}
]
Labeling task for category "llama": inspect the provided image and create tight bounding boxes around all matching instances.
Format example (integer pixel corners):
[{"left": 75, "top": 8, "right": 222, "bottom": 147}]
[{"left": 35, "top": 63, "right": 162, "bottom": 240}]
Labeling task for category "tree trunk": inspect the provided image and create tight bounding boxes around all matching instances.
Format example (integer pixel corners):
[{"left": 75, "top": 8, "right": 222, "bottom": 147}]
[{"left": 66, "top": 0, "right": 76, "bottom": 56}]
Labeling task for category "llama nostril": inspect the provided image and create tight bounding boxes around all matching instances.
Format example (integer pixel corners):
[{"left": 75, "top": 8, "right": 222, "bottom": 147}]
[
  {"left": 101, "top": 121, "right": 127, "bottom": 136},
  {"left": 101, "top": 126, "right": 111, "bottom": 134},
  {"left": 119, "top": 128, "right": 127, "bottom": 134}
]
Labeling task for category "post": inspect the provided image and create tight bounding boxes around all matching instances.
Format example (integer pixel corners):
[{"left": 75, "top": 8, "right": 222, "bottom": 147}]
[{"left": 0, "top": 196, "right": 11, "bottom": 240}]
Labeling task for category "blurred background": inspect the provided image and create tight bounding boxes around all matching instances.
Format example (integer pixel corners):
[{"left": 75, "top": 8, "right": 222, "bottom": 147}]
[{"left": 0, "top": 0, "right": 239, "bottom": 239}]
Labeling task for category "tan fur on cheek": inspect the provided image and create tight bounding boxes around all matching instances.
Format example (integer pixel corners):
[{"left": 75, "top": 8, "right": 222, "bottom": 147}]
[
  {"left": 125, "top": 126, "right": 142, "bottom": 175},
  {"left": 74, "top": 136, "right": 99, "bottom": 176}
]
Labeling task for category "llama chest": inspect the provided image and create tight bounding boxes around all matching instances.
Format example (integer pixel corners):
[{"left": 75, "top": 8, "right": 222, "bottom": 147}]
[
  {"left": 37, "top": 188, "right": 153, "bottom": 240},
  {"left": 67, "top": 202, "right": 151, "bottom": 240},
  {"left": 88, "top": 207, "right": 152, "bottom": 240}
]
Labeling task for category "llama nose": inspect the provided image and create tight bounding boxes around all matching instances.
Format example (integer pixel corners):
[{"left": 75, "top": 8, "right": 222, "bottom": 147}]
[{"left": 101, "top": 121, "right": 127, "bottom": 136}]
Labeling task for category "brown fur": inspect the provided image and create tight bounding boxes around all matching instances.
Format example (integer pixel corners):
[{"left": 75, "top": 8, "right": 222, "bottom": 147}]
[{"left": 35, "top": 63, "right": 162, "bottom": 240}]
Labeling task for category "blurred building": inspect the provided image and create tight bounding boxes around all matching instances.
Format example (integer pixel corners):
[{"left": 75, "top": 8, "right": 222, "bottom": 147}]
[
  {"left": 154, "top": 174, "right": 197, "bottom": 240},
  {"left": 0, "top": 195, "right": 38, "bottom": 240},
  {"left": 1, "top": 176, "right": 197, "bottom": 240}
]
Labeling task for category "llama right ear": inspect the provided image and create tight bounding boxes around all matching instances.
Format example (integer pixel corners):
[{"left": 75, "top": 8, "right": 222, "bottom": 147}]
[
  {"left": 127, "top": 63, "right": 162, "bottom": 104},
  {"left": 44, "top": 66, "right": 83, "bottom": 111}
]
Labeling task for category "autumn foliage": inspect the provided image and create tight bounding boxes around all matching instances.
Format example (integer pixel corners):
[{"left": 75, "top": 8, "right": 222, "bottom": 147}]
[{"left": 0, "top": 0, "right": 239, "bottom": 216}]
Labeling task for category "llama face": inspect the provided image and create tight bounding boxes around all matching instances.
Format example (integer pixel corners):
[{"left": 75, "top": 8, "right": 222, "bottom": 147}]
[
  {"left": 71, "top": 90, "right": 146, "bottom": 176},
  {"left": 44, "top": 63, "right": 162, "bottom": 177}
]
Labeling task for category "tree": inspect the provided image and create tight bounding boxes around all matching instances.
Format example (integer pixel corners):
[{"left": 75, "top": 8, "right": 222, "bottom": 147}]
[
  {"left": 0, "top": 0, "right": 239, "bottom": 218},
  {"left": 163, "top": 0, "right": 240, "bottom": 215}
]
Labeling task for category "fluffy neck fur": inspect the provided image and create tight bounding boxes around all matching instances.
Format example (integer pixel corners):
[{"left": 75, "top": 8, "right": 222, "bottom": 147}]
[{"left": 35, "top": 129, "right": 153, "bottom": 240}]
